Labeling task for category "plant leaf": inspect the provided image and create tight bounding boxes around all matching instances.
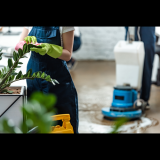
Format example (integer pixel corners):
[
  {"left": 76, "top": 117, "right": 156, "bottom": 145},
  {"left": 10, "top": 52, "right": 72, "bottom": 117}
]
[
  {"left": 36, "top": 72, "right": 40, "bottom": 78},
  {"left": 31, "top": 73, "right": 36, "bottom": 78},
  {"left": 26, "top": 69, "right": 32, "bottom": 77},
  {"left": 14, "top": 62, "right": 18, "bottom": 68},
  {"left": 21, "top": 56, "right": 28, "bottom": 58},
  {"left": 18, "top": 62, "right": 23, "bottom": 65},
  {"left": 18, "top": 48, "right": 23, "bottom": 57},
  {"left": 16, "top": 71, "right": 22, "bottom": 80},
  {"left": 11, "top": 72, "right": 18, "bottom": 76},
  {"left": 7, "top": 90, "right": 13, "bottom": 94},
  {"left": 11, "top": 75, "right": 15, "bottom": 81},
  {"left": 8, "top": 59, "right": 13, "bottom": 68},
  {"left": 41, "top": 72, "right": 45, "bottom": 79},
  {"left": 27, "top": 71, "right": 31, "bottom": 77},
  {"left": 45, "top": 75, "right": 51, "bottom": 81},
  {"left": 20, "top": 74, "right": 23, "bottom": 79},
  {"left": 16, "top": 66, "right": 21, "bottom": 68},
  {"left": 23, "top": 43, "right": 27, "bottom": 54},
  {"left": 13, "top": 51, "right": 17, "bottom": 61}
]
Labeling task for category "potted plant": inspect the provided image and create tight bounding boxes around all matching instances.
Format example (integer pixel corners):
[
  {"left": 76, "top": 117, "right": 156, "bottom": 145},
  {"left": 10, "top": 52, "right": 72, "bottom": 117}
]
[
  {"left": 0, "top": 91, "right": 74, "bottom": 134},
  {"left": 0, "top": 44, "right": 59, "bottom": 128},
  {"left": 0, "top": 91, "right": 57, "bottom": 133}
]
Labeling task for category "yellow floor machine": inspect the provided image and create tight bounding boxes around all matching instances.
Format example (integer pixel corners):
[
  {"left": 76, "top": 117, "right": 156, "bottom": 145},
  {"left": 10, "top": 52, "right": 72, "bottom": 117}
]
[{"left": 102, "top": 27, "right": 147, "bottom": 120}]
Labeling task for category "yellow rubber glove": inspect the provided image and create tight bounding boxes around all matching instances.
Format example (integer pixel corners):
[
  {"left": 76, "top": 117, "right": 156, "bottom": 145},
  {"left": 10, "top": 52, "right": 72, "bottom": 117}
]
[
  {"left": 30, "top": 43, "right": 63, "bottom": 58},
  {"left": 24, "top": 36, "right": 37, "bottom": 44}
]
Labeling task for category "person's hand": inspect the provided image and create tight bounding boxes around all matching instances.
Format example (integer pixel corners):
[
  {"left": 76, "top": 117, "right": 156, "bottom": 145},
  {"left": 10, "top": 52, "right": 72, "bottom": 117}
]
[
  {"left": 24, "top": 36, "right": 37, "bottom": 44},
  {"left": 30, "top": 43, "right": 63, "bottom": 58}
]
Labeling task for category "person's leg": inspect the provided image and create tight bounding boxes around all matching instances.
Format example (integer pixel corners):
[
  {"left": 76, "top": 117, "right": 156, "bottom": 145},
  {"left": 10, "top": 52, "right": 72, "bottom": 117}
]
[
  {"left": 135, "top": 27, "right": 156, "bottom": 103},
  {"left": 125, "top": 26, "right": 128, "bottom": 40}
]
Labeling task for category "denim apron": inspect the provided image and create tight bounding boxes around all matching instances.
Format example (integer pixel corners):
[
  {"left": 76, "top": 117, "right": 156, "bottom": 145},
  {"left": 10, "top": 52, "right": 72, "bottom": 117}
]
[{"left": 27, "top": 26, "right": 79, "bottom": 133}]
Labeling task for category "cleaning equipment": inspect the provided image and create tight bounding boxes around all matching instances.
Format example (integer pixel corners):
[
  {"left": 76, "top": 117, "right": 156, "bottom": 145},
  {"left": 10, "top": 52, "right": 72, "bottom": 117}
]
[
  {"left": 28, "top": 114, "right": 74, "bottom": 134},
  {"left": 102, "top": 27, "right": 147, "bottom": 120},
  {"left": 30, "top": 43, "right": 63, "bottom": 58},
  {"left": 50, "top": 114, "right": 74, "bottom": 133},
  {"left": 102, "top": 86, "right": 146, "bottom": 120}
]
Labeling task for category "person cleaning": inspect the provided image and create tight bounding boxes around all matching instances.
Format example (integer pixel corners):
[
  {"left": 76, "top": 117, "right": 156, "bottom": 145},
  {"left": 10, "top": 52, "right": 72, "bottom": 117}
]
[
  {"left": 125, "top": 27, "right": 156, "bottom": 110},
  {"left": 16, "top": 26, "right": 79, "bottom": 134}
]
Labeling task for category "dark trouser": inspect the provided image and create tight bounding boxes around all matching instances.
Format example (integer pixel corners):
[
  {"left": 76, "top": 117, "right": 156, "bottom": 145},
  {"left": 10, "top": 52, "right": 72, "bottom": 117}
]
[{"left": 125, "top": 27, "right": 156, "bottom": 102}]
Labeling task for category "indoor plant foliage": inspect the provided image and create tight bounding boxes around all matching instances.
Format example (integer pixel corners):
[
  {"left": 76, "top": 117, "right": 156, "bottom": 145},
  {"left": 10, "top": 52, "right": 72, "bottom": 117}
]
[
  {"left": 0, "top": 44, "right": 59, "bottom": 94},
  {"left": 0, "top": 91, "right": 57, "bottom": 133}
]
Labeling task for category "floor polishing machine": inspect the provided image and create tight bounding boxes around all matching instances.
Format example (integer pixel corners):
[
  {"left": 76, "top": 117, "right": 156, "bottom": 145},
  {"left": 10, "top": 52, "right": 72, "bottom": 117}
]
[{"left": 102, "top": 27, "right": 147, "bottom": 120}]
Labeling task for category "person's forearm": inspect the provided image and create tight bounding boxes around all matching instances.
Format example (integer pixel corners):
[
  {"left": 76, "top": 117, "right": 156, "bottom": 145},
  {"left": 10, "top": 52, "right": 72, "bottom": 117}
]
[
  {"left": 58, "top": 30, "right": 74, "bottom": 61},
  {"left": 19, "top": 27, "right": 29, "bottom": 42},
  {"left": 58, "top": 49, "right": 72, "bottom": 61}
]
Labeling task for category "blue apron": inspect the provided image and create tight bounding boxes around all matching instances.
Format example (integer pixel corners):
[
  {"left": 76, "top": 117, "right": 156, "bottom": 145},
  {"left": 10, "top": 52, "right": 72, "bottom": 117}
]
[{"left": 26, "top": 26, "right": 79, "bottom": 133}]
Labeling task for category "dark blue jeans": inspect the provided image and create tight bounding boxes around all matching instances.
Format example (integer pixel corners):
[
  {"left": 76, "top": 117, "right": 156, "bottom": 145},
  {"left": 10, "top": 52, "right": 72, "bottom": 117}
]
[{"left": 125, "top": 27, "right": 156, "bottom": 102}]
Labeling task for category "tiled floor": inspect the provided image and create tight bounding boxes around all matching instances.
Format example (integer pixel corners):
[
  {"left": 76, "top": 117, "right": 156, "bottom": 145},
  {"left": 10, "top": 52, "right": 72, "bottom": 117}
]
[{"left": 70, "top": 61, "right": 160, "bottom": 133}]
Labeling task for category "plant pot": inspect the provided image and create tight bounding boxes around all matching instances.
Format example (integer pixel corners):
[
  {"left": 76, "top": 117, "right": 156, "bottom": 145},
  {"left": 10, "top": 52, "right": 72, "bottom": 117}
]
[{"left": 0, "top": 86, "right": 27, "bottom": 127}]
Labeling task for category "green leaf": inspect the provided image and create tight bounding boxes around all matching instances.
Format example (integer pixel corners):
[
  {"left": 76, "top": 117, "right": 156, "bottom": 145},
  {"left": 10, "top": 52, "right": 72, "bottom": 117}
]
[
  {"left": 27, "top": 71, "right": 31, "bottom": 77},
  {"left": 11, "top": 72, "right": 18, "bottom": 76},
  {"left": 23, "top": 43, "right": 27, "bottom": 54},
  {"left": 18, "top": 62, "right": 23, "bottom": 65},
  {"left": 1, "top": 89, "right": 8, "bottom": 93},
  {"left": 30, "top": 92, "right": 57, "bottom": 111},
  {"left": 16, "top": 52, "right": 20, "bottom": 59},
  {"left": 8, "top": 59, "right": 13, "bottom": 68},
  {"left": 14, "top": 62, "right": 18, "bottom": 68},
  {"left": 21, "top": 56, "right": 28, "bottom": 58},
  {"left": 16, "top": 71, "right": 22, "bottom": 80},
  {"left": 8, "top": 76, "right": 12, "bottom": 81},
  {"left": 27, "top": 69, "right": 32, "bottom": 77},
  {"left": 110, "top": 117, "right": 129, "bottom": 134},
  {"left": 36, "top": 72, "right": 40, "bottom": 78},
  {"left": 4, "top": 67, "right": 6, "bottom": 73},
  {"left": 18, "top": 48, "right": 23, "bottom": 57},
  {"left": 20, "top": 74, "right": 23, "bottom": 79},
  {"left": 45, "top": 75, "right": 51, "bottom": 81},
  {"left": 11, "top": 75, "right": 15, "bottom": 81},
  {"left": 41, "top": 72, "right": 45, "bottom": 79},
  {"left": 16, "top": 66, "right": 21, "bottom": 68},
  {"left": 7, "top": 90, "right": 13, "bottom": 94},
  {"left": 32, "top": 73, "right": 36, "bottom": 78},
  {"left": 28, "top": 44, "right": 35, "bottom": 50},
  {"left": 13, "top": 51, "right": 18, "bottom": 61}
]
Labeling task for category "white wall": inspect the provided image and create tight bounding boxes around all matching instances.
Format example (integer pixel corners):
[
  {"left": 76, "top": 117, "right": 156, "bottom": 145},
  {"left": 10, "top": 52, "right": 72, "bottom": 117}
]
[{"left": 72, "top": 27, "right": 126, "bottom": 60}]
